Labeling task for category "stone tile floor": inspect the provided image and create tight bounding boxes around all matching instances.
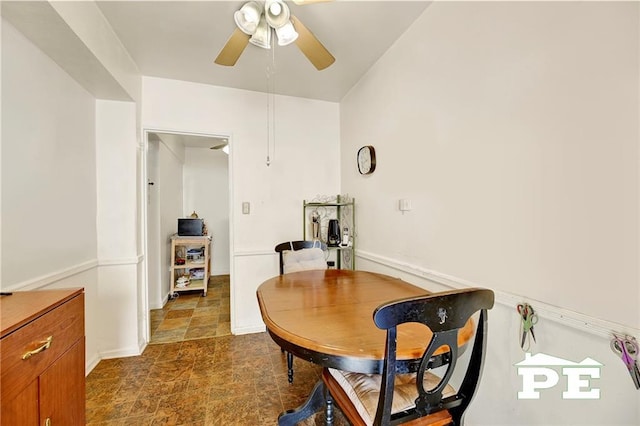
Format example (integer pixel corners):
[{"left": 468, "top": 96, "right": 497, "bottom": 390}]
[
  {"left": 85, "top": 275, "right": 348, "bottom": 425},
  {"left": 150, "top": 275, "right": 231, "bottom": 344}
]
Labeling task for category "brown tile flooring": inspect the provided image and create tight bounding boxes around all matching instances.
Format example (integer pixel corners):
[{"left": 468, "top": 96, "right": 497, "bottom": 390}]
[
  {"left": 85, "top": 275, "right": 348, "bottom": 425},
  {"left": 150, "top": 275, "right": 231, "bottom": 343}
]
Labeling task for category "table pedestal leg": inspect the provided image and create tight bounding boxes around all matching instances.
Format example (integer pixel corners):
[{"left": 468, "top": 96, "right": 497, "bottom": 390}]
[{"left": 278, "top": 380, "right": 325, "bottom": 426}]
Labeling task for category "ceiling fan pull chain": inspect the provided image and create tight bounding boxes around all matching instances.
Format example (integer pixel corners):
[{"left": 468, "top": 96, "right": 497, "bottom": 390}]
[
  {"left": 266, "top": 42, "right": 276, "bottom": 166},
  {"left": 270, "top": 43, "right": 276, "bottom": 164},
  {"left": 266, "top": 63, "right": 272, "bottom": 166},
  {"left": 266, "top": 65, "right": 270, "bottom": 167}
]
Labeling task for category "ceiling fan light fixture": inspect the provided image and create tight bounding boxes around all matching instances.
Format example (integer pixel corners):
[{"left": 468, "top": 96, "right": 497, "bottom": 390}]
[
  {"left": 215, "top": 0, "right": 335, "bottom": 70},
  {"left": 265, "top": 0, "right": 290, "bottom": 28},
  {"left": 234, "top": 1, "right": 262, "bottom": 35},
  {"left": 275, "top": 21, "right": 298, "bottom": 46},
  {"left": 249, "top": 14, "right": 272, "bottom": 49}
]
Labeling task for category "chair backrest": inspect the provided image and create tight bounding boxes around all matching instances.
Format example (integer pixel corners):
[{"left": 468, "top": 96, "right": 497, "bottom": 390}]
[
  {"left": 372, "top": 288, "right": 495, "bottom": 425},
  {"left": 274, "top": 240, "right": 328, "bottom": 275}
]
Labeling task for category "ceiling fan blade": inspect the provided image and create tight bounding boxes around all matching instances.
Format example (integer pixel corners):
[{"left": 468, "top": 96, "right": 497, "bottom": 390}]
[
  {"left": 290, "top": 15, "right": 335, "bottom": 71},
  {"left": 209, "top": 142, "right": 228, "bottom": 150},
  {"left": 214, "top": 28, "right": 251, "bottom": 66}
]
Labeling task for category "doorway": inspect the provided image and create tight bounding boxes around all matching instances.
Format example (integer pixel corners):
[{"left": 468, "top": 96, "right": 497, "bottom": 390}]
[{"left": 144, "top": 130, "right": 232, "bottom": 343}]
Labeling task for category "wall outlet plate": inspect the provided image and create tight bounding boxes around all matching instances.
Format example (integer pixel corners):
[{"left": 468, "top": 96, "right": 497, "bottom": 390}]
[{"left": 399, "top": 199, "right": 412, "bottom": 212}]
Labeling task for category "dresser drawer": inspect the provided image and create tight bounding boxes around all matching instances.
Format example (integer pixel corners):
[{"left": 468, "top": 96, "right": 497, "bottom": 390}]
[{"left": 1, "top": 294, "right": 84, "bottom": 401}]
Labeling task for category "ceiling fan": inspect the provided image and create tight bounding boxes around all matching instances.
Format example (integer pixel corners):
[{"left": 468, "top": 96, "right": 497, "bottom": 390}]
[{"left": 214, "top": 0, "right": 335, "bottom": 70}]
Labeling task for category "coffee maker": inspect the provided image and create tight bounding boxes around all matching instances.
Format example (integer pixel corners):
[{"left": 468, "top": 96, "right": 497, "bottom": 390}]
[{"left": 327, "top": 219, "right": 341, "bottom": 246}]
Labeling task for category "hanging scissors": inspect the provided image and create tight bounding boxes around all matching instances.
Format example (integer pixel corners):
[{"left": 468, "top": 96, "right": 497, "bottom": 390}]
[
  {"left": 611, "top": 334, "right": 640, "bottom": 390},
  {"left": 517, "top": 303, "right": 538, "bottom": 351}
]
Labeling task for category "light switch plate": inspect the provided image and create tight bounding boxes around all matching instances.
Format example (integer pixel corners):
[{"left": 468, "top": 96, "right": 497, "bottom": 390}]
[{"left": 242, "top": 202, "right": 250, "bottom": 214}]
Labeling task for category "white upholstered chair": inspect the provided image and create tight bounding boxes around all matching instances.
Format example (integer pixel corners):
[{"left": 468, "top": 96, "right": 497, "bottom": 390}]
[{"left": 274, "top": 240, "right": 329, "bottom": 383}]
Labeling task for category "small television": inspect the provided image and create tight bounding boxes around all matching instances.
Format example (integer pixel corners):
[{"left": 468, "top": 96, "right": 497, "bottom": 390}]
[{"left": 178, "top": 218, "right": 204, "bottom": 236}]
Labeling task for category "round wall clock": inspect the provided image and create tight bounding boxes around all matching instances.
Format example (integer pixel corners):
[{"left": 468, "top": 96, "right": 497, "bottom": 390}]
[{"left": 357, "top": 145, "right": 376, "bottom": 175}]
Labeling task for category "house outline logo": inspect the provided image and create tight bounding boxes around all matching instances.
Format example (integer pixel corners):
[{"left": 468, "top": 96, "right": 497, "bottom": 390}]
[{"left": 515, "top": 352, "right": 602, "bottom": 400}]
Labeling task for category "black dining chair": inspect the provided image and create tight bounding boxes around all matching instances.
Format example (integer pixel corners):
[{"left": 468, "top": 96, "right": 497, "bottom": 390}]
[
  {"left": 322, "top": 287, "right": 495, "bottom": 426},
  {"left": 274, "top": 240, "right": 329, "bottom": 383}
]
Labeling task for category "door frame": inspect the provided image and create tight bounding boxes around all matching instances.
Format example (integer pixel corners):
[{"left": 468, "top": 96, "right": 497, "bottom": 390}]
[{"left": 140, "top": 127, "right": 234, "bottom": 344}]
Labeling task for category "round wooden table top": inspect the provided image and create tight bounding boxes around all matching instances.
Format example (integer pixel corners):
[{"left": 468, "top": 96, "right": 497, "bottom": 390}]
[{"left": 257, "top": 269, "right": 474, "bottom": 373}]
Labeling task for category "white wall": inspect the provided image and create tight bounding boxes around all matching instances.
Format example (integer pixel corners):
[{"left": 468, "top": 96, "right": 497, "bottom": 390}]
[
  {"left": 1, "top": 15, "right": 144, "bottom": 371},
  {"left": 184, "top": 147, "right": 230, "bottom": 276},
  {"left": 1, "top": 19, "right": 97, "bottom": 288},
  {"left": 158, "top": 139, "right": 184, "bottom": 300},
  {"left": 96, "top": 101, "right": 137, "bottom": 262},
  {"left": 47, "top": 0, "right": 141, "bottom": 102},
  {"left": 0, "top": 17, "right": 3, "bottom": 289},
  {"left": 146, "top": 138, "right": 162, "bottom": 308},
  {"left": 142, "top": 76, "right": 340, "bottom": 333},
  {"left": 1, "top": 18, "right": 100, "bottom": 366},
  {"left": 341, "top": 2, "right": 639, "bottom": 425},
  {"left": 95, "top": 99, "right": 141, "bottom": 358}
]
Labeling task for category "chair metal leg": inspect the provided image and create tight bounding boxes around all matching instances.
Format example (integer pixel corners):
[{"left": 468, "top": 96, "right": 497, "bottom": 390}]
[
  {"left": 324, "top": 388, "right": 334, "bottom": 426},
  {"left": 287, "top": 351, "right": 294, "bottom": 383}
]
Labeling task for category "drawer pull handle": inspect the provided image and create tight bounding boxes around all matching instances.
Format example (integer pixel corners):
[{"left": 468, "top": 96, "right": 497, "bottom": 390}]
[
  {"left": 45, "top": 418, "right": 52, "bottom": 426},
  {"left": 22, "top": 336, "right": 53, "bottom": 360}
]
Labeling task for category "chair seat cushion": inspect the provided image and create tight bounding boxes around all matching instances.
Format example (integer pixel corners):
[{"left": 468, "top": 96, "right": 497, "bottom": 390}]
[
  {"left": 282, "top": 247, "right": 327, "bottom": 274},
  {"left": 327, "top": 368, "right": 455, "bottom": 426}
]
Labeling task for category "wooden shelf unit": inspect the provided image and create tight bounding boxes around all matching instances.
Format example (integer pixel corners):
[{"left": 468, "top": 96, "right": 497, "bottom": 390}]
[{"left": 170, "top": 234, "right": 212, "bottom": 297}]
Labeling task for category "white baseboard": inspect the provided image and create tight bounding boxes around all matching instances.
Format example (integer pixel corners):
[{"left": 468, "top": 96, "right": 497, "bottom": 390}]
[
  {"left": 150, "top": 293, "right": 169, "bottom": 310},
  {"left": 85, "top": 353, "right": 101, "bottom": 376},
  {"left": 232, "top": 324, "right": 266, "bottom": 335},
  {"left": 138, "top": 338, "right": 148, "bottom": 356},
  {"left": 99, "top": 346, "right": 143, "bottom": 360},
  {"left": 86, "top": 343, "right": 144, "bottom": 375}
]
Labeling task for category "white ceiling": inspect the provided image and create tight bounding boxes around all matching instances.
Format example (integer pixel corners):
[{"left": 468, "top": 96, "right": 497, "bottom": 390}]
[
  {"left": 1, "top": 1, "right": 430, "bottom": 148},
  {"left": 95, "top": 0, "right": 431, "bottom": 102},
  {"left": 150, "top": 131, "right": 229, "bottom": 149}
]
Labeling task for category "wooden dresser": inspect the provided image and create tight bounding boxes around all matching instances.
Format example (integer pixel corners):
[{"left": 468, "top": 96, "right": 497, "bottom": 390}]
[{"left": 1, "top": 288, "right": 85, "bottom": 425}]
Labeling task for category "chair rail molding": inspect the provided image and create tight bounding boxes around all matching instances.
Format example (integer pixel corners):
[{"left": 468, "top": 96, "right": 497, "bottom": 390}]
[
  {"left": 5, "top": 259, "right": 98, "bottom": 291},
  {"left": 233, "top": 249, "right": 275, "bottom": 257},
  {"left": 356, "top": 250, "right": 639, "bottom": 340},
  {"left": 98, "top": 254, "right": 143, "bottom": 266}
]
